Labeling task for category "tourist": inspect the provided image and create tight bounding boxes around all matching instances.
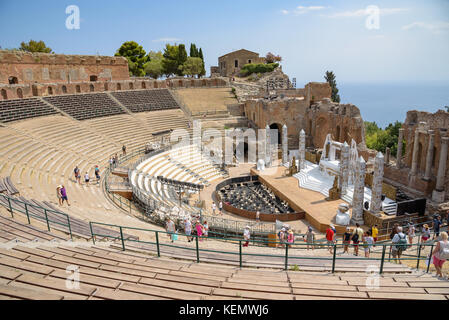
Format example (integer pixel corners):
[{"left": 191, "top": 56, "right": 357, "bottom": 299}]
[
  {"left": 94, "top": 165, "right": 100, "bottom": 184},
  {"left": 212, "top": 202, "right": 216, "bottom": 215},
  {"left": 122, "top": 145, "right": 126, "bottom": 156},
  {"left": 243, "top": 226, "right": 250, "bottom": 247},
  {"left": 278, "top": 228, "right": 286, "bottom": 248},
  {"left": 184, "top": 219, "right": 192, "bottom": 242},
  {"left": 389, "top": 223, "right": 399, "bottom": 240},
  {"left": 391, "top": 226, "right": 408, "bottom": 263},
  {"left": 433, "top": 215, "right": 442, "bottom": 240},
  {"left": 256, "top": 211, "right": 260, "bottom": 222},
  {"left": 60, "top": 185, "right": 70, "bottom": 206},
  {"left": 203, "top": 221, "right": 209, "bottom": 241},
  {"left": 166, "top": 218, "right": 176, "bottom": 242},
  {"left": 372, "top": 224, "right": 379, "bottom": 244},
  {"left": 56, "top": 185, "right": 63, "bottom": 206},
  {"left": 420, "top": 224, "right": 431, "bottom": 250},
  {"left": 84, "top": 172, "right": 90, "bottom": 186},
  {"left": 74, "top": 166, "right": 81, "bottom": 184},
  {"left": 109, "top": 157, "right": 114, "bottom": 170},
  {"left": 363, "top": 231, "right": 374, "bottom": 258},
  {"left": 287, "top": 229, "right": 294, "bottom": 248},
  {"left": 352, "top": 223, "right": 364, "bottom": 256},
  {"left": 343, "top": 227, "right": 352, "bottom": 254},
  {"left": 326, "top": 224, "right": 335, "bottom": 254},
  {"left": 195, "top": 221, "right": 203, "bottom": 241},
  {"left": 431, "top": 231, "right": 449, "bottom": 279},
  {"left": 218, "top": 201, "right": 223, "bottom": 215},
  {"left": 407, "top": 222, "right": 416, "bottom": 246},
  {"left": 305, "top": 226, "right": 315, "bottom": 250}
]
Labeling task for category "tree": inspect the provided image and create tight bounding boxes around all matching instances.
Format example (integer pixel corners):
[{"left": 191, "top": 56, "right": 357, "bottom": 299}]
[
  {"left": 144, "top": 51, "right": 164, "bottom": 79},
  {"left": 265, "top": 52, "right": 282, "bottom": 63},
  {"left": 115, "top": 41, "right": 148, "bottom": 77},
  {"left": 181, "top": 57, "right": 203, "bottom": 77},
  {"left": 176, "top": 44, "right": 188, "bottom": 76},
  {"left": 365, "top": 121, "right": 403, "bottom": 156},
  {"left": 190, "top": 44, "right": 199, "bottom": 58},
  {"left": 20, "top": 40, "right": 53, "bottom": 53},
  {"left": 324, "top": 71, "right": 341, "bottom": 103},
  {"left": 198, "top": 48, "right": 206, "bottom": 77},
  {"left": 162, "top": 44, "right": 180, "bottom": 77}
]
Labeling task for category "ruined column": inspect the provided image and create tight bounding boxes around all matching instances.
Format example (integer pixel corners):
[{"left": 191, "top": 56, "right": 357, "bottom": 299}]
[
  {"left": 340, "top": 141, "right": 350, "bottom": 195},
  {"left": 351, "top": 156, "right": 366, "bottom": 225},
  {"left": 432, "top": 136, "right": 449, "bottom": 203},
  {"left": 385, "top": 147, "right": 390, "bottom": 165},
  {"left": 396, "top": 128, "right": 404, "bottom": 169},
  {"left": 282, "top": 124, "right": 288, "bottom": 165},
  {"left": 299, "top": 129, "right": 306, "bottom": 170},
  {"left": 265, "top": 124, "right": 271, "bottom": 168},
  {"left": 424, "top": 130, "right": 435, "bottom": 181},
  {"left": 370, "top": 152, "right": 384, "bottom": 213},
  {"left": 410, "top": 127, "right": 420, "bottom": 176}
]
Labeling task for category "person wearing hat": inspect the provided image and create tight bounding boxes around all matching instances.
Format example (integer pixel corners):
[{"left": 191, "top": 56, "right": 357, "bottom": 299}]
[
  {"left": 343, "top": 227, "right": 352, "bottom": 254},
  {"left": 56, "top": 185, "right": 63, "bottom": 206},
  {"left": 243, "top": 226, "right": 250, "bottom": 247},
  {"left": 287, "top": 229, "right": 294, "bottom": 248},
  {"left": 305, "top": 226, "right": 315, "bottom": 250},
  {"left": 278, "top": 228, "right": 286, "bottom": 248},
  {"left": 421, "top": 224, "right": 431, "bottom": 246},
  {"left": 326, "top": 224, "right": 336, "bottom": 254}
]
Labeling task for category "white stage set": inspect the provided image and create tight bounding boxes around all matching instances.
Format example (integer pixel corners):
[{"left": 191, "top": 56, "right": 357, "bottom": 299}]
[{"left": 279, "top": 130, "right": 397, "bottom": 225}]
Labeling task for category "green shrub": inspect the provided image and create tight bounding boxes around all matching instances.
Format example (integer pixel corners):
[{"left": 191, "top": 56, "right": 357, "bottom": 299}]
[{"left": 239, "top": 63, "right": 279, "bottom": 77}]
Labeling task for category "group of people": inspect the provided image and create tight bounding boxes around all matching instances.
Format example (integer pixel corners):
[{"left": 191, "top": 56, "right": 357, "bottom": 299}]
[
  {"left": 164, "top": 217, "right": 209, "bottom": 243},
  {"left": 109, "top": 154, "right": 120, "bottom": 170},
  {"left": 277, "top": 227, "right": 295, "bottom": 248},
  {"left": 56, "top": 185, "right": 70, "bottom": 206},
  {"left": 325, "top": 223, "right": 374, "bottom": 257},
  {"left": 211, "top": 201, "right": 223, "bottom": 215},
  {"left": 73, "top": 165, "right": 101, "bottom": 186}
]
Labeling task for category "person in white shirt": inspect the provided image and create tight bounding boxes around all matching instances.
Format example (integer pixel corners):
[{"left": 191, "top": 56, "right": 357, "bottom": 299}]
[
  {"left": 256, "top": 211, "right": 260, "bottom": 222},
  {"left": 184, "top": 219, "right": 192, "bottom": 242},
  {"left": 407, "top": 222, "right": 415, "bottom": 246},
  {"left": 391, "top": 226, "right": 407, "bottom": 263},
  {"left": 84, "top": 172, "right": 90, "bottom": 186},
  {"left": 212, "top": 202, "right": 216, "bottom": 215},
  {"left": 243, "top": 226, "right": 251, "bottom": 247},
  {"left": 218, "top": 201, "right": 223, "bottom": 215}
]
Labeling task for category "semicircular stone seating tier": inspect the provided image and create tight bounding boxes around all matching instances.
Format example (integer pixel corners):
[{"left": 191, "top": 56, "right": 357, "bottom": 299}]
[{"left": 131, "top": 145, "right": 226, "bottom": 214}]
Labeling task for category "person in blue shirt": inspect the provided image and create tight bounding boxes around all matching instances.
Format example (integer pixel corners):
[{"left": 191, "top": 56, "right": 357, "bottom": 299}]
[{"left": 433, "top": 215, "right": 442, "bottom": 239}]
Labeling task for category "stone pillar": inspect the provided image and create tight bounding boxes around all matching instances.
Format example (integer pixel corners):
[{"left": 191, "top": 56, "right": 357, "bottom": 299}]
[
  {"left": 424, "top": 130, "right": 435, "bottom": 181},
  {"left": 432, "top": 136, "right": 449, "bottom": 203},
  {"left": 265, "top": 124, "right": 271, "bottom": 168},
  {"left": 282, "top": 124, "right": 288, "bottom": 165},
  {"left": 410, "top": 128, "right": 420, "bottom": 176},
  {"left": 396, "top": 128, "right": 404, "bottom": 169},
  {"left": 370, "top": 152, "right": 384, "bottom": 213},
  {"left": 385, "top": 147, "right": 390, "bottom": 165},
  {"left": 340, "top": 141, "right": 350, "bottom": 195},
  {"left": 351, "top": 156, "right": 366, "bottom": 225},
  {"left": 299, "top": 129, "right": 306, "bottom": 170}
]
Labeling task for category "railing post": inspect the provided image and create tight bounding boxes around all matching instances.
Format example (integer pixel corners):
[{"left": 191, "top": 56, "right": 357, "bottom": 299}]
[
  {"left": 239, "top": 240, "right": 242, "bottom": 268},
  {"left": 379, "top": 245, "right": 386, "bottom": 274},
  {"left": 155, "top": 231, "right": 160, "bottom": 257},
  {"left": 195, "top": 235, "right": 200, "bottom": 263},
  {"left": 7, "top": 197, "right": 14, "bottom": 218},
  {"left": 43, "top": 209, "right": 50, "bottom": 231},
  {"left": 416, "top": 243, "right": 422, "bottom": 270},
  {"left": 388, "top": 245, "right": 392, "bottom": 262},
  {"left": 426, "top": 243, "right": 434, "bottom": 273},
  {"left": 89, "top": 222, "right": 96, "bottom": 245},
  {"left": 24, "top": 203, "right": 30, "bottom": 224},
  {"left": 120, "top": 226, "right": 125, "bottom": 251},
  {"left": 284, "top": 243, "right": 289, "bottom": 270},
  {"left": 67, "top": 215, "right": 73, "bottom": 240},
  {"left": 331, "top": 243, "right": 337, "bottom": 273}
]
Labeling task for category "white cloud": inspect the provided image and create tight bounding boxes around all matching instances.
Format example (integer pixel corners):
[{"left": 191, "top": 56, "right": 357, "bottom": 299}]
[
  {"left": 281, "top": 9, "right": 289, "bottom": 15},
  {"left": 152, "top": 38, "right": 182, "bottom": 43},
  {"left": 294, "top": 5, "right": 327, "bottom": 15},
  {"left": 325, "top": 7, "right": 408, "bottom": 18},
  {"left": 402, "top": 21, "right": 449, "bottom": 34}
]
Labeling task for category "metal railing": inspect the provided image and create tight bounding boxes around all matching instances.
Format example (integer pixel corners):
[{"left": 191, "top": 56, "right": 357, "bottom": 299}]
[{"left": 89, "top": 220, "right": 438, "bottom": 274}]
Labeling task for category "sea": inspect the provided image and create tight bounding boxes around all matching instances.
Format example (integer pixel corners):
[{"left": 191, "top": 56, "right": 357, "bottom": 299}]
[{"left": 338, "top": 82, "right": 449, "bottom": 129}]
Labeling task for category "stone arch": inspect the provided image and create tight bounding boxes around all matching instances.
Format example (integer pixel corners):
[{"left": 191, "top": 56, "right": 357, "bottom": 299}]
[
  {"left": 62, "top": 85, "right": 67, "bottom": 94},
  {"left": 47, "top": 87, "right": 53, "bottom": 95},
  {"left": 76, "top": 85, "right": 81, "bottom": 93},
  {"left": 117, "top": 83, "right": 121, "bottom": 91},
  {"left": 269, "top": 123, "right": 282, "bottom": 145},
  {"left": 17, "top": 88, "right": 23, "bottom": 99},
  {"left": 90, "top": 75, "right": 98, "bottom": 82},
  {"left": 104, "top": 83, "right": 109, "bottom": 91},
  {"left": 141, "top": 82, "right": 146, "bottom": 89},
  {"left": 202, "top": 79, "right": 207, "bottom": 87},
  {"left": 1, "top": 89, "right": 7, "bottom": 100},
  {"left": 89, "top": 84, "right": 95, "bottom": 92},
  {"left": 154, "top": 81, "right": 158, "bottom": 89},
  {"left": 8, "top": 76, "right": 18, "bottom": 85},
  {"left": 178, "top": 80, "right": 183, "bottom": 87}
]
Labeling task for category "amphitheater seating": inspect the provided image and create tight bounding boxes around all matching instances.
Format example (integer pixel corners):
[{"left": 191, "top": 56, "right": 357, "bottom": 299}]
[
  {"left": 0, "top": 98, "right": 58, "bottom": 123},
  {"left": 111, "top": 89, "right": 179, "bottom": 113},
  {"left": 0, "top": 177, "right": 19, "bottom": 195},
  {"left": 43, "top": 93, "right": 125, "bottom": 120}
]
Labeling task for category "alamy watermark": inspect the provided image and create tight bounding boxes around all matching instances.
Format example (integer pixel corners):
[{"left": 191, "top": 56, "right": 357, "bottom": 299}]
[
  {"left": 66, "top": 5, "right": 80, "bottom": 30},
  {"left": 365, "top": 5, "right": 380, "bottom": 30}
]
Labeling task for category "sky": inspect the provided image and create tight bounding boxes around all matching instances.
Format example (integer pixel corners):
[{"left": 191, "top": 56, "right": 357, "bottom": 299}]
[{"left": 0, "top": 0, "right": 448, "bottom": 85}]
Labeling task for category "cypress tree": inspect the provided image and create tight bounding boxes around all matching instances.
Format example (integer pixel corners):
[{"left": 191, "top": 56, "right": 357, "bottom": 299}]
[{"left": 324, "top": 71, "right": 341, "bottom": 103}]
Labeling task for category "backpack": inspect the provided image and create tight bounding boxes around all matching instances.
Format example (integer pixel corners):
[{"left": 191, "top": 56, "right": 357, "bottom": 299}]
[
  {"left": 439, "top": 242, "right": 449, "bottom": 260},
  {"left": 395, "top": 233, "right": 408, "bottom": 251},
  {"left": 351, "top": 232, "right": 359, "bottom": 243}
]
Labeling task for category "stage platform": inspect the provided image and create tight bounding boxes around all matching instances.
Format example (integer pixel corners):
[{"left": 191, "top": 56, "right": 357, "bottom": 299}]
[{"left": 251, "top": 165, "right": 356, "bottom": 233}]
